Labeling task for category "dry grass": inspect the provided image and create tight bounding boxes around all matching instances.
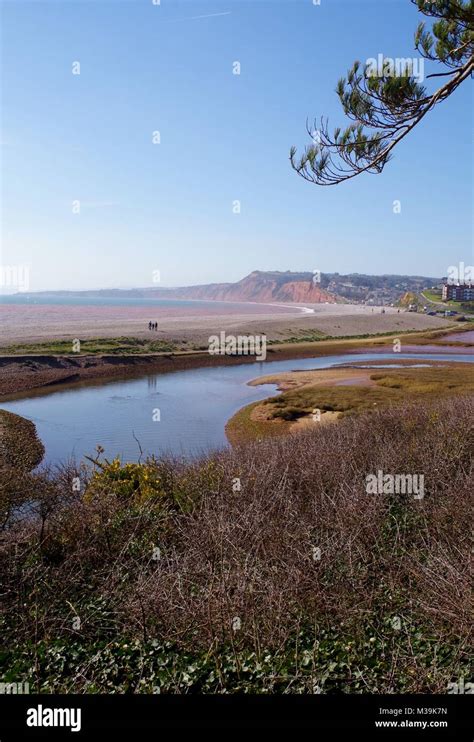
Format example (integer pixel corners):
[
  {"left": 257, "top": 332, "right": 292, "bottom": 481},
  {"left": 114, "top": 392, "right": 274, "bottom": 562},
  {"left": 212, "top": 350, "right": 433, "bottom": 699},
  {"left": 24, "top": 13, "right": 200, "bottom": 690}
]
[
  {"left": 0, "top": 397, "right": 471, "bottom": 692},
  {"left": 0, "top": 397, "right": 473, "bottom": 693}
]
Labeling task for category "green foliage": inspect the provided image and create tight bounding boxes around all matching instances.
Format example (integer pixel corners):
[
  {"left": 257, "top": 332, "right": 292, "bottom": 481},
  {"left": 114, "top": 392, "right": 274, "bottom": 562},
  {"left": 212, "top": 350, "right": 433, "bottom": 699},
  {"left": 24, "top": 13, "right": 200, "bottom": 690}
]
[
  {"left": 291, "top": 0, "right": 473, "bottom": 185},
  {"left": 3, "top": 337, "right": 178, "bottom": 355},
  {"left": 86, "top": 459, "right": 169, "bottom": 505},
  {"left": 85, "top": 456, "right": 203, "bottom": 513},
  {"left": 272, "top": 407, "right": 305, "bottom": 421},
  {"left": 1, "top": 618, "right": 469, "bottom": 693},
  {"left": 415, "top": 0, "right": 474, "bottom": 66}
]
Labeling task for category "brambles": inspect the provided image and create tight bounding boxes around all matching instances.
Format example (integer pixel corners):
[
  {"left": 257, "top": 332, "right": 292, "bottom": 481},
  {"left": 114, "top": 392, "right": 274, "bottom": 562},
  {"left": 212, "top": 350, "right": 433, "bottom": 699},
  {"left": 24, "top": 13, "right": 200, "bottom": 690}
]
[{"left": 0, "top": 397, "right": 472, "bottom": 693}]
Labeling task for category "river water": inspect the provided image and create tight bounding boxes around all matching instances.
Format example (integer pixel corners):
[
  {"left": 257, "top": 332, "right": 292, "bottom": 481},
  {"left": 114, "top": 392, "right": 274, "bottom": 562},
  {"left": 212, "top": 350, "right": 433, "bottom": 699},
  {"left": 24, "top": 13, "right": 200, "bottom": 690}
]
[{"left": 2, "top": 352, "right": 472, "bottom": 465}]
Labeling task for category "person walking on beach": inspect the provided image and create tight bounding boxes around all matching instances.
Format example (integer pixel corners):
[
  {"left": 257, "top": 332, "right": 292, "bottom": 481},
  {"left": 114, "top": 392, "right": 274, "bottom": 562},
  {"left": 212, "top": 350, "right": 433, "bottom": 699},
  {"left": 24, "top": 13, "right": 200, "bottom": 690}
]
[{"left": 148, "top": 321, "right": 152, "bottom": 330}]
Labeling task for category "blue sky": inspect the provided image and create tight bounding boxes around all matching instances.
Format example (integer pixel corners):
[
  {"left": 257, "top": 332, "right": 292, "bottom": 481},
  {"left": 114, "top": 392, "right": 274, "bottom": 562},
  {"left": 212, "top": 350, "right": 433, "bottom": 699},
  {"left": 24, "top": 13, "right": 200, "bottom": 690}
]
[{"left": 1, "top": 0, "right": 472, "bottom": 290}]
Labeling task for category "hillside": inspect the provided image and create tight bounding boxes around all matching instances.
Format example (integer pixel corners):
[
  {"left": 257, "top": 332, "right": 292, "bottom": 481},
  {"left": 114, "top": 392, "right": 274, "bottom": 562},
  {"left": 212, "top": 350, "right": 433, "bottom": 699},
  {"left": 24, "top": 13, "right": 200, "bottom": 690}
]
[
  {"left": 25, "top": 271, "right": 441, "bottom": 306},
  {"left": 398, "top": 291, "right": 419, "bottom": 308},
  {"left": 145, "top": 271, "right": 337, "bottom": 304}
]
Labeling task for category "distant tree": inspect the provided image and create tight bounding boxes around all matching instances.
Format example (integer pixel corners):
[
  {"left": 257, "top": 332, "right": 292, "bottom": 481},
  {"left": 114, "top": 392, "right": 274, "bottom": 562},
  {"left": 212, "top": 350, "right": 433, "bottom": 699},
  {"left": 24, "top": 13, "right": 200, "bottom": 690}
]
[{"left": 290, "top": 0, "right": 473, "bottom": 186}]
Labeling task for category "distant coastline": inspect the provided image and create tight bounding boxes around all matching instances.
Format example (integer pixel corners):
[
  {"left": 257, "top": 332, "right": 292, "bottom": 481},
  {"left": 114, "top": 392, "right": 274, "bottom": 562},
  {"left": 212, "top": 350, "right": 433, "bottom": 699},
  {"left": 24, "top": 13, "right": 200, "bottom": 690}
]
[{"left": 0, "top": 269, "right": 444, "bottom": 307}]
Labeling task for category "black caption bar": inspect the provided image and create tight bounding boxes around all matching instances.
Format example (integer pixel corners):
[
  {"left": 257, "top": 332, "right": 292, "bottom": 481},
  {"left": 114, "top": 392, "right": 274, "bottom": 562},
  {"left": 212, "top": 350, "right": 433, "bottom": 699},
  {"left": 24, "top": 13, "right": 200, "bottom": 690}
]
[{"left": 0, "top": 694, "right": 471, "bottom": 738}]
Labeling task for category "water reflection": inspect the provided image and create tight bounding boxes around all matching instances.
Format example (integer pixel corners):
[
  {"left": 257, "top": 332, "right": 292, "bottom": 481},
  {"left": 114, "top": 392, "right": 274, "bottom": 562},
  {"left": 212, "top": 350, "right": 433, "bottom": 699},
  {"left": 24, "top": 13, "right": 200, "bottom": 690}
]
[{"left": 2, "top": 352, "right": 472, "bottom": 465}]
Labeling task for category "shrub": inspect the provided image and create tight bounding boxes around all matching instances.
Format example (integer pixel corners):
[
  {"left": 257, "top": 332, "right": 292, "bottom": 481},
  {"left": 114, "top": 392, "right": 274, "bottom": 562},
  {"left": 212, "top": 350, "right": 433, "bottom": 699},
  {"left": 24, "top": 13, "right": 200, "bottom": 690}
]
[{"left": 0, "top": 397, "right": 471, "bottom": 693}]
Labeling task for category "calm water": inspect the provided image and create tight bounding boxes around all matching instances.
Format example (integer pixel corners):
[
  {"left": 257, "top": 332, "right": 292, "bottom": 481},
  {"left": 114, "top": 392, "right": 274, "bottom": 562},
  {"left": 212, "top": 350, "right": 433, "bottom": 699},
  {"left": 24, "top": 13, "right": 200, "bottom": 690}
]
[
  {"left": 2, "top": 353, "right": 472, "bottom": 465},
  {"left": 0, "top": 295, "right": 270, "bottom": 310}
]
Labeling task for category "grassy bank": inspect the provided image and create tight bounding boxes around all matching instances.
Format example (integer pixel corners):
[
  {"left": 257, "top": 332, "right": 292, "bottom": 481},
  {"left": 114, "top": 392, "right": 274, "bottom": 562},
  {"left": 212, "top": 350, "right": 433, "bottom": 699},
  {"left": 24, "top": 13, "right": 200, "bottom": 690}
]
[
  {"left": 0, "top": 398, "right": 471, "bottom": 693},
  {"left": 2, "top": 336, "right": 179, "bottom": 355},
  {"left": 0, "top": 409, "right": 44, "bottom": 471},
  {"left": 0, "top": 410, "right": 45, "bottom": 525},
  {"left": 267, "top": 326, "right": 467, "bottom": 346},
  {"left": 225, "top": 400, "right": 292, "bottom": 445},
  {"left": 1, "top": 322, "right": 472, "bottom": 358},
  {"left": 226, "top": 363, "right": 474, "bottom": 443},
  {"left": 2, "top": 324, "right": 470, "bottom": 401},
  {"left": 422, "top": 290, "right": 474, "bottom": 313}
]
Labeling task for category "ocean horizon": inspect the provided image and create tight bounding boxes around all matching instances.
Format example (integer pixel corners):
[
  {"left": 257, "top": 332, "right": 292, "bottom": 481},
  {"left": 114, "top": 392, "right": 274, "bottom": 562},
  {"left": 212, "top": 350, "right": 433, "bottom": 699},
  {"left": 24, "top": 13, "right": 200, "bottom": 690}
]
[{"left": 0, "top": 294, "right": 295, "bottom": 311}]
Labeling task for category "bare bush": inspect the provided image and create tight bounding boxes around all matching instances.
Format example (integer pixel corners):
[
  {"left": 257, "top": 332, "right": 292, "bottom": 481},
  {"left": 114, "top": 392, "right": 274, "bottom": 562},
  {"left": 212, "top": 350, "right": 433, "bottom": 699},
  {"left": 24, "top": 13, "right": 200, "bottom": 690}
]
[{"left": 0, "top": 397, "right": 471, "bottom": 689}]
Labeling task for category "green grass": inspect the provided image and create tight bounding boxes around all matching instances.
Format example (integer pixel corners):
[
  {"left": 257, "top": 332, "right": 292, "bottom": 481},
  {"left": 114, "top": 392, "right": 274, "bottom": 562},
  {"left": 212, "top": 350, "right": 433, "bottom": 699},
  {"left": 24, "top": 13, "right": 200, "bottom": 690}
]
[
  {"left": 422, "top": 290, "right": 443, "bottom": 303},
  {"left": 269, "top": 325, "right": 474, "bottom": 351},
  {"left": 2, "top": 336, "right": 179, "bottom": 355},
  {"left": 227, "top": 365, "right": 474, "bottom": 443},
  {"left": 263, "top": 366, "right": 474, "bottom": 424},
  {"left": 268, "top": 328, "right": 435, "bottom": 347},
  {"left": 2, "top": 323, "right": 472, "bottom": 359},
  {"left": 422, "top": 290, "right": 474, "bottom": 313},
  {"left": 225, "top": 400, "right": 291, "bottom": 445},
  {"left": 269, "top": 329, "right": 327, "bottom": 344}
]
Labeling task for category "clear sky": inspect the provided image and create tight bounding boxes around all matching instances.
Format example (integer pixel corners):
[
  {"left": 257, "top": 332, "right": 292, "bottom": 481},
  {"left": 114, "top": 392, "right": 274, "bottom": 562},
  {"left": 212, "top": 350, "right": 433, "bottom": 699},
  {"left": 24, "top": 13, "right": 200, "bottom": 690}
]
[{"left": 1, "top": 0, "right": 472, "bottom": 290}]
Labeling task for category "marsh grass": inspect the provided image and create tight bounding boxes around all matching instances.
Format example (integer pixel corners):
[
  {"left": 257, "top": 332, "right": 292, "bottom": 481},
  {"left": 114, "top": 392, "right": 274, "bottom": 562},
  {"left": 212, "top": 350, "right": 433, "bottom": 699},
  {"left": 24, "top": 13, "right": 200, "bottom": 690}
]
[
  {"left": 2, "top": 337, "right": 179, "bottom": 355},
  {"left": 263, "top": 365, "right": 474, "bottom": 421}
]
